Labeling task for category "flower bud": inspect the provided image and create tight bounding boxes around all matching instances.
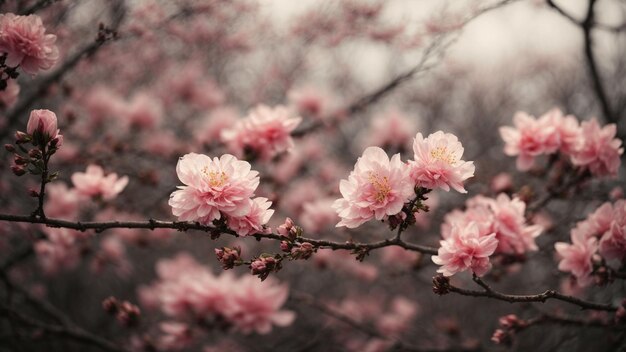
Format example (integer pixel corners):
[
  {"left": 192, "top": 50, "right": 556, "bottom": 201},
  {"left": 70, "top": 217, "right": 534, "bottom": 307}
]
[
  {"left": 27, "top": 109, "right": 58, "bottom": 139},
  {"left": 214, "top": 246, "right": 241, "bottom": 270},
  {"left": 102, "top": 296, "right": 119, "bottom": 314},
  {"left": 250, "top": 256, "right": 280, "bottom": 281},
  {"left": 4, "top": 144, "right": 15, "bottom": 152},
  {"left": 291, "top": 242, "right": 314, "bottom": 260},
  {"left": 14, "top": 131, "right": 30, "bottom": 144},
  {"left": 280, "top": 241, "right": 291, "bottom": 252},
  {"left": 116, "top": 301, "right": 140, "bottom": 327},
  {"left": 13, "top": 155, "right": 27, "bottom": 165},
  {"left": 28, "top": 148, "right": 42, "bottom": 158},
  {"left": 11, "top": 164, "right": 25, "bottom": 176},
  {"left": 432, "top": 275, "right": 450, "bottom": 295}
]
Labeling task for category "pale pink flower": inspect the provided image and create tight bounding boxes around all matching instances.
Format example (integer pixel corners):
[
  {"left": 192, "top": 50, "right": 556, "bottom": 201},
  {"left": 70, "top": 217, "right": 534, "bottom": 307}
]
[
  {"left": 44, "top": 182, "right": 81, "bottom": 219},
  {"left": 314, "top": 249, "right": 379, "bottom": 281},
  {"left": 71, "top": 165, "right": 129, "bottom": 200},
  {"left": 157, "top": 322, "right": 193, "bottom": 351},
  {"left": 490, "top": 172, "right": 513, "bottom": 193},
  {"left": 0, "top": 79, "right": 19, "bottom": 108},
  {"left": 442, "top": 194, "right": 542, "bottom": 255},
  {"left": 487, "top": 194, "right": 543, "bottom": 254},
  {"left": 599, "top": 222, "right": 626, "bottom": 262},
  {"left": 27, "top": 109, "right": 59, "bottom": 139},
  {"left": 34, "top": 228, "right": 86, "bottom": 274},
  {"left": 541, "top": 108, "right": 583, "bottom": 155},
  {"left": 221, "top": 104, "right": 302, "bottom": 160},
  {"left": 222, "top": 276, "right": 295, "bottom": 334},
  {"left": 555, "top": 228, "right": 598, "bottom": 287},
  {"left": 499, "top": 111, "right": 560, "bottom": 171},
  {"left": 432, "top": 222, "right": 498, "bottom": 277},
  {"left": 0, "top": 13, "right": 59, "bottom": 75},
  {"left": 333, "top": 147, "right": 414, "bottom": 228},
  {"left": 377, "top": 297, "right": 418, "bottom": 336},
  {"left": 169, "top": 153, "right": 259, "bottom": 224},
  {"left": 570, "top": 118, "right": 623, "bottom": 177},
  {"left": 409, "top": 131, "right": 475, "bottom": 193},
  {"left": 83, "top": 86, "right": 125, "bottom": 124},
  {"left": 226, "top": 197, "right": 274, "bottom": 236}
]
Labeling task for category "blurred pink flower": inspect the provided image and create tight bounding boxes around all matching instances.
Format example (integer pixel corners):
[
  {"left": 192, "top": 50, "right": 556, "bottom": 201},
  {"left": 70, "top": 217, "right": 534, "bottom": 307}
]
[
  {"left": 0, "top": 13, "right": 59, "bottom": 75},
  {"left": 169, "top": 153, "right": 259, "bottom": 224},
  {"left": 499, "top": 111, "right": 560, "bottom": 171},
  {"left": 222, "top": 276, "right": 295, "bottom": 334},
  {"left": 333, "top": 146, "right": 413, "bottom": 228},
  {"left": 71, "top": 165, "right": 129, "bottom": 200},
  {"left": 409, "top": 131, "right": 475, "bottom": 193},
  {"left": 120, "top": 92, "right": 163, "bottom": 129},
  {"left": 442, "top": 194, "right": 542, "bottom": 255},
  {"left": 570, "top": 118, "right": 623, "bottom": 177},
  {"left": 44, "top": 182, "right": 81, "bottom": 219},
  {"left": 226, "top": 197, "right": 274, "bottom": 236},
  {"left": 142, "top": 254, "right": 294, "bottom": 336},
  {"left": 555, "top": 227, "right": 598, "bottom": 287},
  {"left": 599, "top": 222, "right": 626, "bottom": 262},
  {"left": 221, "top": 104, "right": 301, "bottom": 160},
  {"left": 194, "top": 107, "right": 238, "bottom": 145},
  {"left": 287, "top": 86, "right": 334, "bottom": 120},
  {"left": 542, "top": 108, "right": 582, "bottom": 155},
  {"left": 432, "top": 222, "right": 498, "bottom": 277},
  {"left": 0, "top": 79, "right": 19, "bottom": 108},
  {"left": 157, "top": 322, "right": 193, "bottom": 351},
  {"left": 380, "top": 245, "right": 419, "bottom": 270}
]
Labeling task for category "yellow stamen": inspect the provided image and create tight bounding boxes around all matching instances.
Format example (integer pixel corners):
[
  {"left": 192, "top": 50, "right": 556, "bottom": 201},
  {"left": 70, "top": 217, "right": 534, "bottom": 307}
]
[
  {"left": 202, "top": 167, "right": 228, "bottom": 187},
  {"left": 430, "top": 146, "right": 456, "bottom": 165},
  {"left": 368, "top": 172, "right": 391, "bottom": 202}
]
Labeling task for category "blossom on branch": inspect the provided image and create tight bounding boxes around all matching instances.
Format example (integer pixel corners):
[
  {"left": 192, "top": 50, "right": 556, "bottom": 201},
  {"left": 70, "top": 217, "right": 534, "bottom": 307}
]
[
  {"left": 221, "top": 105, "right": 302, "bottom": 161},
  {"left": 408, "top": 131, "right": 475, "bottom": 193},
  {"left": 432, "top": 222, "right": 498, "bottom": 277},
  {"left": 333, "top": 146, "right": 413, "bottom": 228},
  {"left": 71, "top": 165, "right": 129, "bottom": 200},
  {"left": 0, "top": 13, "right": 59, "bottom": 75}
]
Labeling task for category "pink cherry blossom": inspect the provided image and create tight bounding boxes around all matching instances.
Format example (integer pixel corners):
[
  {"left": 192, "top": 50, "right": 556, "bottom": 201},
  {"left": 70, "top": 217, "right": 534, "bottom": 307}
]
[
  {"left": 226, "top": 197, "right": 274, "bottom": 236},
  {"left": 287, "top": 86, "right": 334, "bottom": 120},
  {"left": 442, "top": 194, "right": 542, "bottom": 255},
  {"left": 0, "top": 13, "right": 59, "bottom": 75},
  {"left": 222, "top": 276, "right": 295, "bottom": 334},
  {"left": 169, "top": 153, "right": 259, "bottom": 224},
  {"left": 570, "top": 118, "right": 623, "bottom": 177},
  {"left": 71, "top": 165, "right": 129, "bottom": 200},
  {"left": 408, "top": 131, "right": 475, "bottom": 193},
  {"left": 120, "top": 92, "right": 163, "bottom": 129},
  {"left": 141, "top": 254, "right": 294, "bottom": 336},
  {"left": 333, "top": 146, "right": 414, "bottom": 228},
  {"left": 555, "top": 227, "right": 598, "bottom": 287},
  {"left": 432, "top": 222, "right": 498, "bottom": 277},
  {"left": 221, "top": 104, "right": 302, "bottom": 160},
  {"left": 499, "top": 111, "right": 560, "bottom": 171},
  {"left": 541, "top": 108, "right": 583, "bottom": 155},
  {"left": 27, "top": 109, "right": 59, "bottom": 139}
]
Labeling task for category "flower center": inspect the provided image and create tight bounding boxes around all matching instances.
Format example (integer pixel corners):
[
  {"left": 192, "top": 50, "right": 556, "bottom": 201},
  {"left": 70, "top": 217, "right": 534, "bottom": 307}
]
[
  {"left": 430, "top": 146, "right": 456, "bottom": 165},
  {"left": 368, "top": 172, "right": 391, "bottom": 202},
  {"left": 202, "top": 168, "right": 228, "bottom": 187}
]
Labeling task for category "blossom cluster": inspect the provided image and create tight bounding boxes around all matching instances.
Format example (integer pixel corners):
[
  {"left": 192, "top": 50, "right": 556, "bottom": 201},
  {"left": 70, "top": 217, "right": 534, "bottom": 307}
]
[
  {"left": 221, "top": 105, "right": 302, "bottom": 161},
  {"left": 333, "top": 131, "right": 475, "bottom": 228},
  {"left": 139, "top": 254, "right": 294, "bottom": 346},
  {"left": 555, "top": 200, "right": 626, "bottom": 286},
  {"left": 0, "top": 13, "right": 59, "bottom": 75},
  {"left": 168, "top": 153, "right": 273, "bottom": 236},
  {"left": 500, "top": 108, "right": 623, "bottom": 176},
  {"left": 433, "top": 194, "right": 543, "bottom": 277}
]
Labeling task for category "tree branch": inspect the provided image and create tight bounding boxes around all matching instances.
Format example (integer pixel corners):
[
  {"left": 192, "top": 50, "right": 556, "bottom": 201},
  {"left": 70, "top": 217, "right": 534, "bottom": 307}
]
[{"left": 444, "top": 275, "right": 617, "bottom": 312}]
